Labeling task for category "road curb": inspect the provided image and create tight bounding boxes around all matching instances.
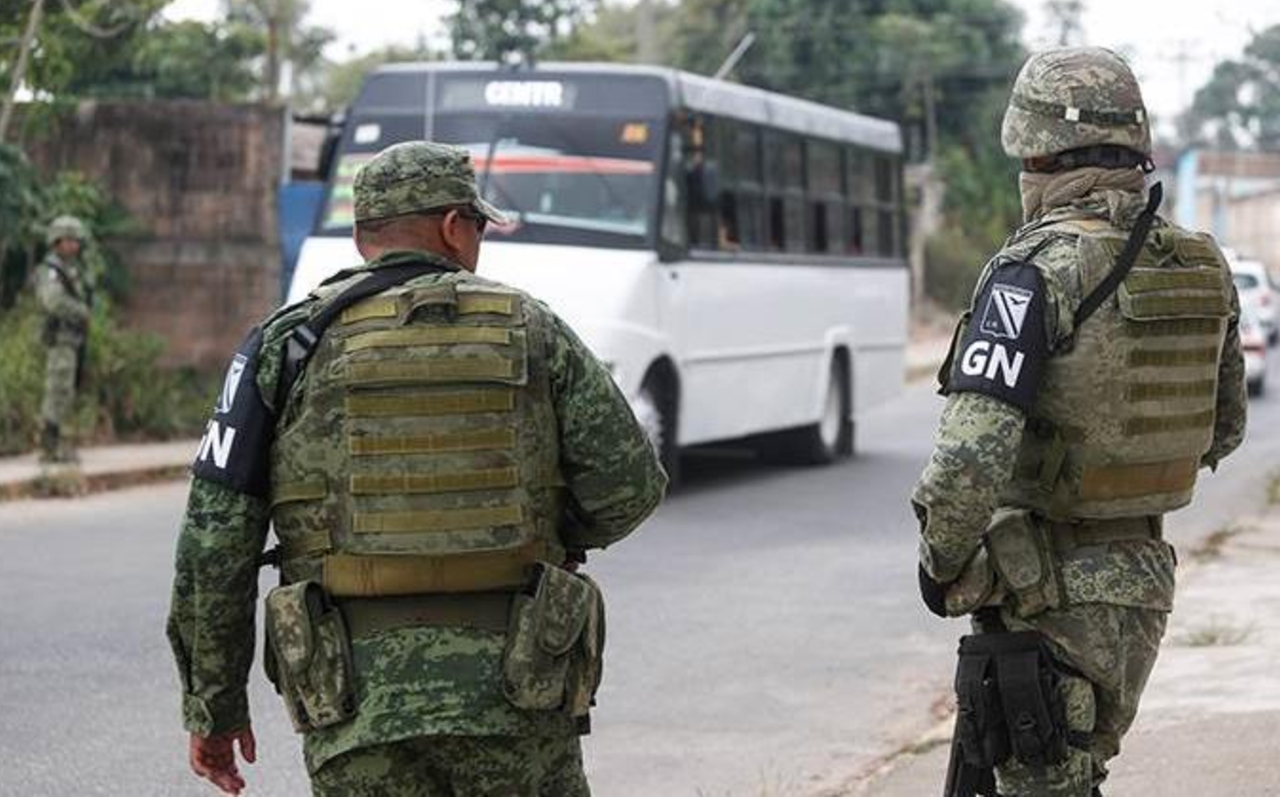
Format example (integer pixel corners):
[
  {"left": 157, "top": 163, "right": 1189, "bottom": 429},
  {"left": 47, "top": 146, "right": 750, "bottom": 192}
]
[{"left": 0, "top": 463, "right": 190, "bottom": 503}]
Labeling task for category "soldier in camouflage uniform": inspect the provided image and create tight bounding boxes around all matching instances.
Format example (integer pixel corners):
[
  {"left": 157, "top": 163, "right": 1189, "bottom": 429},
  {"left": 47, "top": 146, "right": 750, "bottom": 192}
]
[
  {"left": 913, "top": 48, "right": 1246, "bottom": 795},
  {"left": 167, "top": 141, "right": 667, "bottom": 796},
  {"left": 36, "top": 215, "right": 93, "bottom": 464}
]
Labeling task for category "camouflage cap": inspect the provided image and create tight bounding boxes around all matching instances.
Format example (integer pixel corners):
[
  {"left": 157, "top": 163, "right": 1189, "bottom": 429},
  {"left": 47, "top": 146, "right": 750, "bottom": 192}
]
[
  {"left": 46, "top": 215, "right": 87, "bottom": 246},
  {"left": 353, "top": 141, "right": 508, "bottom": 225},
  {"left": 1002, "top": 46, "right": 1152, "bottom": 160}
]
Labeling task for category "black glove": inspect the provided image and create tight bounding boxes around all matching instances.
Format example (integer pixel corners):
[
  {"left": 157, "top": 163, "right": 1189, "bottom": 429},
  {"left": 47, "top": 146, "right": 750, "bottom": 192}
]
[{"left": 918, "top": 563, "right": 950, "bottom": 618}]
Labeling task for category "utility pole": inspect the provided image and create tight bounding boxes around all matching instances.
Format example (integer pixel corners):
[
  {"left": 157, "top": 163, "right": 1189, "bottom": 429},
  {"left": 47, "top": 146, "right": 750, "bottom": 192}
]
[{"left": 0, "top": 0, "right": 47, "bottom": 143}]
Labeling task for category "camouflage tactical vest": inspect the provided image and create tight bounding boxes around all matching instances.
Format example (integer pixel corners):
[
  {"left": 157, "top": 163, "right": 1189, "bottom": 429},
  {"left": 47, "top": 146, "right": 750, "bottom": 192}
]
[
  {"left": 270, "top": 270, "right": 567, "bottom": 596},
  {"left": 1004, "top": 217, "right": 1233, "bottom": 520}
]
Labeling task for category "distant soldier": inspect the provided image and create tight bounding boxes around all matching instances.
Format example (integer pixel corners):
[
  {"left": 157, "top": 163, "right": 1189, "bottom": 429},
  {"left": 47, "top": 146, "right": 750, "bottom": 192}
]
[
  {"left": 37, "top": 215, "right": 93, "bottom": 464},
  {"left": 167, "top": 141, "right": 666, "bottom": 796},
  {"left": 913, "top": 48, "right": 1246, "bottom": 795}
]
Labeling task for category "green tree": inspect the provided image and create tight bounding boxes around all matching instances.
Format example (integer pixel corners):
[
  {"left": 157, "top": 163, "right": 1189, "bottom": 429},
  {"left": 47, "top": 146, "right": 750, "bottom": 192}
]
[
  {"left": 224, "top": 0, "right": 333, "bottom": 101},
  {"left": 297, "top": 41, "right": 439, "bottom": 113},
  {"left": 1182, "top": 24, "right": 1280, "bottom": 149},
  {"left": 449, "top": 0, "right": 599, "bottom": 63},
  {"left": 542, "top": 1, "right": 673, "bottom": 62},
  {"left": 131, "top": 19, "right": 262, "bottom": 101}
]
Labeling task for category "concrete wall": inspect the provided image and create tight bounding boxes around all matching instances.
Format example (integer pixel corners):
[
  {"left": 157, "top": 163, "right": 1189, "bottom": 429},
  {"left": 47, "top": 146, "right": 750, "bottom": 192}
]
[
  {"left": 26, "top": 101, "right": 285, "bottom": 370},
  {"left": 1220, "top": 189, "right": 1280, "bottom": 271}
]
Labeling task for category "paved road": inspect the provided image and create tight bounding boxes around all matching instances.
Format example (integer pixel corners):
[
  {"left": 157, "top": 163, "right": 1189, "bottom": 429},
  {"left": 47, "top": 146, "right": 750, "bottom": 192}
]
[{"left": 2, "top": 352, "right": 1278, "bottom": 796}]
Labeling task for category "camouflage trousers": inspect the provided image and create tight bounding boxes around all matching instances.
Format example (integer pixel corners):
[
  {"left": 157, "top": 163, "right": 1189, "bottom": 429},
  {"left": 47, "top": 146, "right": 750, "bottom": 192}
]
[
  {"left": 41, "top": 342, "right": 79, "bottom": 426},
  {"left": 309, "top": 734, "right": 590, "bottom": 796},
  {"left": 979, "top": 603, "right": 1168, "bottom": 796}
]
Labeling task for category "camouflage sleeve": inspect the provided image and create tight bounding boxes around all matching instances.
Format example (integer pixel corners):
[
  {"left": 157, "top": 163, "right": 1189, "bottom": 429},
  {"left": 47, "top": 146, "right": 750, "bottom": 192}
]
[
  {"left": 36, "top": 262, "right": 90, "bottom": 324},
  {"left": 165, "top": 477, "right": 270, "bottom": 735},
  {"left": 1205, "top": 283, "right": 1247, "bottom": 469},
  {"left": 540, "top": 307, "right": 667, "bottom": 550},
  {"left": 911, "top": 393, "right": 1027, "bottom": 582}
]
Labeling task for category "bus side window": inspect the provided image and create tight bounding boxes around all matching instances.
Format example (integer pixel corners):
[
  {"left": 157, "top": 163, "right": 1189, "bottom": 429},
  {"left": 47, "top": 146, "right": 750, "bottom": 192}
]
[
  {"left": 847, "top": 207, "right": 865, "bottom": 255},
  {"left": 846, "top": 147, "right": 872, "bottom": 256},
  {"left": 769, "top": 198, "right": 786, "bottom": 251},
  {"left": 807, "top": 139, "right": 843, "bottom": 255},
  {"left": 718, "top": 192, "right": 740, "bottom": 249}
]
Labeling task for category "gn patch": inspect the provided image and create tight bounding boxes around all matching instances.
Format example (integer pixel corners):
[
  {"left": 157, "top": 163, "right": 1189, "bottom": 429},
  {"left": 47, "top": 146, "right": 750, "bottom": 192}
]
[
  {"left": 949, "top": 260, "right": 1050, "bottom": 413},
  {"left": 192, "top": 326, "right": 276, "bottom": 498}
]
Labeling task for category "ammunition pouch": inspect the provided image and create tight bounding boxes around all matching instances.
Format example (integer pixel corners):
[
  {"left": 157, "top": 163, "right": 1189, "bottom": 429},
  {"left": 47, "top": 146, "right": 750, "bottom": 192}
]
[
  {"left": 263, "top": 581, "right": 357, "bottom": 733},
  {"left": 42, "top": 316, "right": 87, "bottom": 346},
  {"left": 985, "top": 509, "right": 1063, "bottom": 618},
  {"left": 502, "top": 563, "right": 605, "bottom": 718},
  {"left": 953, "top": 630, "right": 1068, "bottom": 773}
]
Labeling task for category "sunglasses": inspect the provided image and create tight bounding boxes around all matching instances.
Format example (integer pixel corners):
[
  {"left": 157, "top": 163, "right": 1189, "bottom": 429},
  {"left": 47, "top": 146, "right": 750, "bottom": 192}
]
[{"left": 426, "top": 207, "right": 487, "bottom": 234}]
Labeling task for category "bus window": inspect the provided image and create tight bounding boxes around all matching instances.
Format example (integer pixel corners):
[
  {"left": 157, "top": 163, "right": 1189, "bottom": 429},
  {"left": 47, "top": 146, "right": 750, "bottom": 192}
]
[
  {"left": 784, "top": 197, "right": 806, "bottom": 254},
  {"left": 847, "top": 206, "right": 864, "bottom": 255},
  {"left": 769, "top": 197, "right": 786, "bottom": 251},
  {"left": 845, "top": 148, "right": 873, "bottom": 255},
  {"left": 318, "top": 83, "right": 667, "bottom": 251},
  {"left": 737, "top": 191, "right": 765, "bottom": 249},
  {"left": 809, "top": 201, "right": 829, "bottom": 252},
  {"left": 718, "top": 120, "right": 764, "bottom": 251},
  {"left": 807, "top": 140, "right": 842, "bottom": 254},
  {"left": 765, "top": 131, "right": 805, "bottom": 252}
]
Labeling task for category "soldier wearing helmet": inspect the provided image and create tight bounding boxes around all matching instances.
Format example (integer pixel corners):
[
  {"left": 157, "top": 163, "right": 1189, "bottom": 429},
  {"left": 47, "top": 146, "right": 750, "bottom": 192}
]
[
  {"left": 912, "top": 48, "right": 1246, "bottom": 795},
  {"left": 37, "top": 214, "right": 93, "bottom": 464}
]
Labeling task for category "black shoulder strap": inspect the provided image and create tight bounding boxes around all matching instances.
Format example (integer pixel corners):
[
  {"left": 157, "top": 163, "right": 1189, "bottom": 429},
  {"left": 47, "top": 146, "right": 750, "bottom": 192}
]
[
  {"left": 1073, "top": 181, "right": 1163, "bottom": 329},
  {"left": 274, "top": 261, "right": 449, "bottom": 409},
  {"left": 46, "top": 259, "right": 83, "bottom": 301}
]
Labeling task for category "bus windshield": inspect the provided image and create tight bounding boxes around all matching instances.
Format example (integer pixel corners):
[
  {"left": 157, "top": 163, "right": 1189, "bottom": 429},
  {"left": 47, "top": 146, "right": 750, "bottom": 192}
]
[{"left": 319, "top": 112, "right": 664, "bottom": 249}]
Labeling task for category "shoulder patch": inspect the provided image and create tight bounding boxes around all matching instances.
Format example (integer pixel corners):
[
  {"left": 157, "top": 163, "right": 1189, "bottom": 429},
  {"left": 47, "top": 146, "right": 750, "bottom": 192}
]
[
  {"left": 192, "top": 327, "right": 276, "bottom": 498},
  {"left": 948, "top": 260, "right": 1050, "bottom": 413}
]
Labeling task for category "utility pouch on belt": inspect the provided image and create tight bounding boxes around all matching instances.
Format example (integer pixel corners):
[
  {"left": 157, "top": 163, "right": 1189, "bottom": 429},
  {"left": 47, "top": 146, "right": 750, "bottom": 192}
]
[
  {"left": 954, "top": 630, "right": 1068, "bottom": 773},
  {"left": 263, "top": 581, "right": 357, "bottom": 733},
  {"left": 985, "top": 509, "right": 1062, "bottom": 617},
  {"left": 502, "top": 563, "right": 604, "bottom": 717}
]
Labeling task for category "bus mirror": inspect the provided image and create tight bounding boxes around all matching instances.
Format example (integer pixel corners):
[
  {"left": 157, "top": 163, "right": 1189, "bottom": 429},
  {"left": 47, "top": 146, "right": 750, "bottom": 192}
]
[{"left": 687, "top": 161, "right": 722, "bottom": 211}]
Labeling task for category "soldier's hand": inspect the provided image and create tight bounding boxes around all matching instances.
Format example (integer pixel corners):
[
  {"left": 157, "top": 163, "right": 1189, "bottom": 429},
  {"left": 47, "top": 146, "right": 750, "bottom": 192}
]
[{"left": 189, "top": 727, "right": 256, "bottom": 796}]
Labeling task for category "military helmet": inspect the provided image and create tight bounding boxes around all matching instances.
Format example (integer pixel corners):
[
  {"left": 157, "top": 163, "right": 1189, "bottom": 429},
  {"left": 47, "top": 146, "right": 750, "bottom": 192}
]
[
  {"left": 46, "top": 215, "right": 88, "bottom": 246},
  {"left": 1001, "top": 46, "right": 1151, "bottom": 160}
]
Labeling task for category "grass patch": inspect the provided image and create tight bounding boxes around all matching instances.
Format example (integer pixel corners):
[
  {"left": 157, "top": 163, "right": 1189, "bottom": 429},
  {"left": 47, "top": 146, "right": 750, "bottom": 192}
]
[
  {"left": 1187, "top": 524, "right": 1244, "bottom": 563},
  {"left": 1172, "top": 616, "right": 1255, "bottom": 647},
  {"left": 1268, "top": 470, "right": 1280, "bottom": 506}
]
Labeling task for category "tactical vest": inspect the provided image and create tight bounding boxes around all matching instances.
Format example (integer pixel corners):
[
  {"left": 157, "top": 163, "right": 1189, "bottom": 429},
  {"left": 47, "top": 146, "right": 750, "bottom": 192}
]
[
  {"left": 270, "top": 272, "right": 567, "bottom": 596},
  {"left": 1003, "top": 218, "right": 1233, "bottom": 520}
]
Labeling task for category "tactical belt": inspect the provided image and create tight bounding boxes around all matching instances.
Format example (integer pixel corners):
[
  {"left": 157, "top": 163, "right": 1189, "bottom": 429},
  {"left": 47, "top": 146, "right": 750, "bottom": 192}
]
[
  {"left": 321, "top": 541, "right": 545, "bottom": 596},
  {"left": 1049, "top": 516, "right": 1161, "bottom": 552},
  {"left": 339, "top": 592, "right": 512, "bottom": 637}
]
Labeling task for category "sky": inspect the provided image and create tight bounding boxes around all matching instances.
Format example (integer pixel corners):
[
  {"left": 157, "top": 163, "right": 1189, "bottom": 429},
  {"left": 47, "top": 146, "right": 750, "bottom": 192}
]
[{"left": 165, "top": 0, "right": 1280, "bottom": 130}]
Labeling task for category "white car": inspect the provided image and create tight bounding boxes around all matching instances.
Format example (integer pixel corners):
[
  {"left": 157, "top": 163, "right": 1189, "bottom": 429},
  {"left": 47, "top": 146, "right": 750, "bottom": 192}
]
[
  {"left": 1230, "top": 256, "right": 1278, "bottom": 346},
  {"left": 1241, "top": 305, "right": 1268, "bottom": 397}
]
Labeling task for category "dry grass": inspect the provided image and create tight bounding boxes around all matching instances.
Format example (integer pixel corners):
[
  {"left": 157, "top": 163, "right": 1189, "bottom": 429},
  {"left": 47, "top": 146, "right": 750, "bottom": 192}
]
[{"left": 1171, "top": 616, "right": 1255, "bottom": 648}]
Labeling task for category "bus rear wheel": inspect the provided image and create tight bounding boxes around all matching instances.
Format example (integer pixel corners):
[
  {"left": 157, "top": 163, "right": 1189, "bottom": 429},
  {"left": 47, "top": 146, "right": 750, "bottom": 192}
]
[
  {"left": 759, "top": 355, "right": 853, "bottom": 465},
  {"left": 635, "top": 369, "right": 680, "bottom": 488}
]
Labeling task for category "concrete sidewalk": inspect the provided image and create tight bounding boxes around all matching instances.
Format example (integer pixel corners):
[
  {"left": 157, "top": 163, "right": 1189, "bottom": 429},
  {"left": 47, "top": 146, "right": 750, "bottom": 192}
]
[
  {"left": 0, "top": 439, "right": 197, "bottom": 501},
  {"left": 857, "top": 509, "right": 1280, "bottom": 796},
  {"left": 906, "top": 333, "right": 953, "bottom": 385}
]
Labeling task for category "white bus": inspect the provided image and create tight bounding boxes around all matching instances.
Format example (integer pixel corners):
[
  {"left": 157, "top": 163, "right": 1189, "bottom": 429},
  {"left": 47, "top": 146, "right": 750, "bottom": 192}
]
[{"left": 290, "top": 62, "right": 909, "bottom": 481}]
